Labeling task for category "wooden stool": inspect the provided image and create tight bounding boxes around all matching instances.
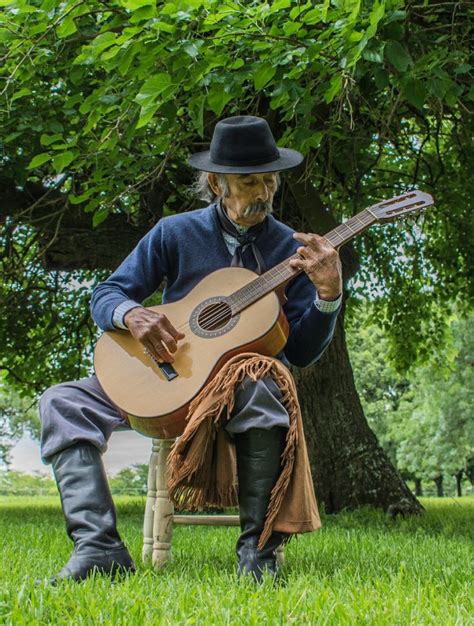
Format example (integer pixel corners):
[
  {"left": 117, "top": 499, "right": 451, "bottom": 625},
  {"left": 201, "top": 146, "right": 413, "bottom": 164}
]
[{"left": 142, "top": 438, "right": 284, "bottom": 570}]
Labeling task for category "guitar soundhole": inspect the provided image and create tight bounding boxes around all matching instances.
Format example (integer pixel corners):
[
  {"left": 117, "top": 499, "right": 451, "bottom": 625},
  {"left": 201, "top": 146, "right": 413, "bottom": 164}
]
[
  {"left": 190, "top": 296, "right": 240, "bottom": 338},
  {"left": 198, "top": 302, "right": 231, "bottom": 331}
]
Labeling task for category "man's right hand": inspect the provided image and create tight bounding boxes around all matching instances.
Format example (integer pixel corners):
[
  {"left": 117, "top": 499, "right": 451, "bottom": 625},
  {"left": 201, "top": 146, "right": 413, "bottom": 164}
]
[{"left": 123, "top": 307, "right": 185, "bottom": 364}]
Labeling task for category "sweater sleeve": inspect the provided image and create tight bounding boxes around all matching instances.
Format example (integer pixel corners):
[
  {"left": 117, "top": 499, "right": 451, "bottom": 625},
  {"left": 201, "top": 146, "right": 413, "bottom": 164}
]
[
  {"left": 90, "top": 220, "right": 169, "bottom": 331},
  {"left": 282, "top": 272, "right": 341, "bottom": 368}
]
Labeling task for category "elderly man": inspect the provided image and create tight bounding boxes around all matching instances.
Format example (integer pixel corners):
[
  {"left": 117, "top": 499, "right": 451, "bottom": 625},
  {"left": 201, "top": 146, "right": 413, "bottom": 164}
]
[{"left": 39, "top": 115, "right": 342, "bottom": 584}]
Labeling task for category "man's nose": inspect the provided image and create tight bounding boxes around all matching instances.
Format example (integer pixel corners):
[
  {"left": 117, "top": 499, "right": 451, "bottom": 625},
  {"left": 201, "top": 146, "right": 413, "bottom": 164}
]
[{"left": 256, "top": 182, "right": 270, "bottom": 202}]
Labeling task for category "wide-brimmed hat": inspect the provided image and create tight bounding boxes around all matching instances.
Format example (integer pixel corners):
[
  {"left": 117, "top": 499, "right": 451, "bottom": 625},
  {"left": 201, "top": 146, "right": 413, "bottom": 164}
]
[{"left": 188, "top": 115, "right": 303, "bottom": 173}]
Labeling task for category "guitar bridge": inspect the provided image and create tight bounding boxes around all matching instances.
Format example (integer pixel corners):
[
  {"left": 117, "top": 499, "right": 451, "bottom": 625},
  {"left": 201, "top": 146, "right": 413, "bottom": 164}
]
[{"left": 158, "top": 362, "right": 179, "bottom": 381}]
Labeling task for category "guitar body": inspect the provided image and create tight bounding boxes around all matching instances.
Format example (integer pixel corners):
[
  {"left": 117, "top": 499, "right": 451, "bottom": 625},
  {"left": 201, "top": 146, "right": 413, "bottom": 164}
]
[{"left": 94, "top": 267, "right": 289, "bottom": 438}]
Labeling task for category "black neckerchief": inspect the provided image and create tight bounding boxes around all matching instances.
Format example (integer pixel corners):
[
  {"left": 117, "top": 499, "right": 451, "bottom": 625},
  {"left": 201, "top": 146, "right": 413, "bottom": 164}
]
[{"left": 215, "top": 201, "right": 267, "bottom": 275}]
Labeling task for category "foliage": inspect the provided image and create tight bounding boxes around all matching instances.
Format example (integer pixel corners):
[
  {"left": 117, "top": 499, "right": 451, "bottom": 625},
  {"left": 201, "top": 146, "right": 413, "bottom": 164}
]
[
  {"left": 390, "top": 315, "right": 473, "bottom": 483},
  {"left": 0, "top": 469, "right": 56, "bottom": 495},
  {"left": 347, "top": 303, "right": 473, "bottom": 490},
  {"left": 0, "top": 381, "right": 40, "bottom": 468},
  {"left": 109, "top": 463, "right": 148, "bottom": 495},
  {"left": 0, "top": 0, "right": 472, "bottom": 393},
  {"left": 1, "top": 495, "right": 472, "bottom": 624}
]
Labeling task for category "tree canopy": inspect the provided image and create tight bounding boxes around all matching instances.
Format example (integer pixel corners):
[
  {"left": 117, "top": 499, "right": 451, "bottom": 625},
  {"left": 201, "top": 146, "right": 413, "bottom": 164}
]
[{"left": 1, "top": 0, "right": 473, "bottom": 391}]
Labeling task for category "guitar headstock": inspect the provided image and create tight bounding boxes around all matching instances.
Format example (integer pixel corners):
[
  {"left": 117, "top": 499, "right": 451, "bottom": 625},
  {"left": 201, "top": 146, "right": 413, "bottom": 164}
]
[{"left": 369, "top": 190, "right": 434, "bottom": 223}]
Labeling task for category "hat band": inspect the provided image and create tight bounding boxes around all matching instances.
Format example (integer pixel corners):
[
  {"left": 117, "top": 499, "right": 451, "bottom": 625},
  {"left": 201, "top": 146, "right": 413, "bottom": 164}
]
[{"left": 210, "top": 148, "right": 281, "bottom": 167}]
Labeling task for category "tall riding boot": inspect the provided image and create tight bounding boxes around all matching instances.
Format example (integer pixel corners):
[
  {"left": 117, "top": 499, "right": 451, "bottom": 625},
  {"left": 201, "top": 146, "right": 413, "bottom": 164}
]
[
  {"left": 47, "top": 442, "right": 136, "bottom": 584},
  {"left": 235, "top": 427, "right": 288, "bottom": 583}
]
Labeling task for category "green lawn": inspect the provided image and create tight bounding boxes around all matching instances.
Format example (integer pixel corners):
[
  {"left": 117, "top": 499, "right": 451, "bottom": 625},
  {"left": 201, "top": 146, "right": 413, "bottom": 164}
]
[{"left": 0, "top": 496, "right": 472, "bottom": 625}]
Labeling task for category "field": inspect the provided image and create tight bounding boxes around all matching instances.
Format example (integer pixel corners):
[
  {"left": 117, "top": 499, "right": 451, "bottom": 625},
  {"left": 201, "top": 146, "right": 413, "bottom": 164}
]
[{"left": 0, "top": 496, "right": 472, "bottom": 625}]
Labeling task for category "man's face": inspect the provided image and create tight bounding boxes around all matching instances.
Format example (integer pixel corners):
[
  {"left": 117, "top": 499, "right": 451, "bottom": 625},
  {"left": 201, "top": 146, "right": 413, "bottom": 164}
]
[{"left": 210, "top": 172, "right": 279, "bottom": 226}]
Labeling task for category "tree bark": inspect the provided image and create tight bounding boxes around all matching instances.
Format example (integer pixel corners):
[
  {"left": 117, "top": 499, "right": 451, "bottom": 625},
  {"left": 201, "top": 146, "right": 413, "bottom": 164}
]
[
  {"left": 455, "top": 471, "right": 463, "bottom": 497},
  {"left": 434, "top": 475, "right": 444, "bottom": 497},
  {"left": 414, "top": 477, "right": 423, "bottom": 497}
]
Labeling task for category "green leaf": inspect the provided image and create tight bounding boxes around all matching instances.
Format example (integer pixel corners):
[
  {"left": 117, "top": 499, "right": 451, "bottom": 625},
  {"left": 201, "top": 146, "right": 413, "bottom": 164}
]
[
  {"left": 92, "top": 207, "right": 109, "bottom": 228},
  {"left": 207, "top": 86, "right": 232, "bottom": 116},
  {"left": 324, "top": 74, "right": 342, "bottom": 103},
  {"left": 40, "top": 133, "right": 62, "bottom": 147},
  {"left": 402, "top": 79, "right": 426, "bottom": 110},
  {"left": 188, "top": 95, "right": 205, "bottom": 137},
  {"left": 27, "top": 153, "right": 51, "bottom": 169},
  {"left": 135, "top": 73, "right": 172, "bottom": 106},
  {"left": 253, "top": 65, "right": 277, "bottom": 90},
  {"left": 52, "top": 151, "right": 75, "bottom": 173},
  {"left": 374, "top": 68, "right": 390, "bottom": 89},
  {"left": 385, "top": 41, "right": 412, "bottom": 72},
  {"left": 283, "top": 22, "right": 300, "bottom": 36},
  {"left": 270, "top": 0, "right": 291, "bottom": 9},
  {"left": 56, "top": 15, "right": 77, "bottom": 38},
  {"left": 11, "top": 88, "right": 31, "bottom": 102},
  {"left": 135, "top": 103, "right": 159, "bottom": 129},
  {"left": 122, "top": 0, "right": 154, "bottom": 10},
  {"left": 302, "top": 8, "right": 322, "bottom": 25}
]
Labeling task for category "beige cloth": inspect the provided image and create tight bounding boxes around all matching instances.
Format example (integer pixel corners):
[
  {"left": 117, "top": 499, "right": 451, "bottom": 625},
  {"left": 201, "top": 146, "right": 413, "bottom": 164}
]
[{"left": 167, "top": 353, "right": 321, "bottom": 549}]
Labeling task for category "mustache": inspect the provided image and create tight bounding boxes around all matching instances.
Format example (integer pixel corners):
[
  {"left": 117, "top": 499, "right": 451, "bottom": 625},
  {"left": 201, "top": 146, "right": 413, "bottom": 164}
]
[{"left": 243, "top": 201, "right": 273, "bottom": 217}]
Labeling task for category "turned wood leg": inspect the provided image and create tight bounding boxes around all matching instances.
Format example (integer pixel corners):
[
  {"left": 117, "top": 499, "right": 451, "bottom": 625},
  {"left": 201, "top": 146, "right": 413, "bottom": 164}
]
[
  {"left": 142, "top": 440, "right": 160, "bottom": 564},
  {"left": 276, "top": 544, "right": 285, "bottom": 565},
  {"left": 152, "top": 438, "right": 175, "bottom": 570}
]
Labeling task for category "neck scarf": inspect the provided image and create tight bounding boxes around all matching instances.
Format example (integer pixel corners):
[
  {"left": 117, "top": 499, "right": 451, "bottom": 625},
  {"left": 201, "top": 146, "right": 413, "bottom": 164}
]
[{"left": 215, "top": 201, "right": 267, "bottom": 275}]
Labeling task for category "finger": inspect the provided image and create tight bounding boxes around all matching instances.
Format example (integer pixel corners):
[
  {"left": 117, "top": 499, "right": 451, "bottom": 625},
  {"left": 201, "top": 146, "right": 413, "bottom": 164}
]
[
  {"left": 163, "top": 317, "right": 185, "bottom": 340},
  {"left": 157, "top": 328, "right": 178, "bottom": 355},
  {"left": 293, "top": 232, "right": 321, "bottom": 244},
  {"left": 146, "top": 340, "right": 172, "bottom": 363},
  {"left": 289, "top": 257, "right": 307, "bottom": 270}
]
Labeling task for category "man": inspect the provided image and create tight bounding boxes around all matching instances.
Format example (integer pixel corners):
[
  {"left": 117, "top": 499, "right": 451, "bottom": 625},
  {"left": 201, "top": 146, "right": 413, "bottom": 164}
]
[{"left": 39, "top": 115, "right": 342, "bottom": 584}]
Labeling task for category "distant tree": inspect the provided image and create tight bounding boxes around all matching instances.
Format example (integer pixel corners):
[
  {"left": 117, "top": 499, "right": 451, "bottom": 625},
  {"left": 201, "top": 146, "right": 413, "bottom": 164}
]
[
  {"left": 0, "top": 382, "right": 40, "bottom": 469},
  {"left": 389, "top": 316, "right": 473, "bottom": 495},
  {"left": 109, "top": 464, "right": 148, "bottom": 496},
  {"left": 0, "top": 470, "right": 56, "bottom": 495}
]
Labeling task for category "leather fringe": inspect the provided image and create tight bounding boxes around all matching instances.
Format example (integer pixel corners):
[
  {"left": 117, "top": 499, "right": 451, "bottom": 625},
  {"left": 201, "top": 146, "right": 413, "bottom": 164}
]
[{"left": 167, "top": 353, "right": 300, "bottom": 551}]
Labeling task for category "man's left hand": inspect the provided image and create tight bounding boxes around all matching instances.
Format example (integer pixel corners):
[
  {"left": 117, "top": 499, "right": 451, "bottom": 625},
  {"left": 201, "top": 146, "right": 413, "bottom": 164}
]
[{"left": 289, "top": 232, "right": 342, "bottom": 301}]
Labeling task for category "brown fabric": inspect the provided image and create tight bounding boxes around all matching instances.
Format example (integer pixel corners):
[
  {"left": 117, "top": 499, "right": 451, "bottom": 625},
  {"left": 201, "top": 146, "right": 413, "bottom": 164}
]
[{"left": 167, "top": 353, "right": 321, "bottom": 550}]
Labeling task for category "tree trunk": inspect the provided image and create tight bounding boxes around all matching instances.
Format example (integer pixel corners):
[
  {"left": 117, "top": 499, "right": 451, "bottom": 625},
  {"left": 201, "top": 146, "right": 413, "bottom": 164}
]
[
  {"left": 434, "top": 475, "right": 444, "bottom": 497},
  {"left": 455, "top": 471, "right": 463, "bottom": 497},
  {"left": 292, "top": 306, "right": 423, "bottom": 516},
  {"left": 414, "top": 477, "right": 423, "bottom": 497}
]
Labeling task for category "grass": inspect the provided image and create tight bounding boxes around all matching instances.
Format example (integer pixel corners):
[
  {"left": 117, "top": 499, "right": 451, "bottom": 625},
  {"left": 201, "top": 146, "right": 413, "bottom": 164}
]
[{"left": 0, "top": 496, "right": 472, "bottom": 625}]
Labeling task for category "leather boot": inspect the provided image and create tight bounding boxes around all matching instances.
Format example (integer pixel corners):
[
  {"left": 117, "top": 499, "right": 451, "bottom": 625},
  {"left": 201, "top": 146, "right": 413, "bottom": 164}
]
[
  {"left": 235, "top": 427, "right": 288, "bottom": 583},
  {"left": 46, "top": 442, "right": 136, "bottom": 584}
]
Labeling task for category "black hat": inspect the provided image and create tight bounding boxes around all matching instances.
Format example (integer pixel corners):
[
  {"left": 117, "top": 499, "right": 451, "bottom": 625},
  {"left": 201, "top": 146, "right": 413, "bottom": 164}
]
[{"left": 188, "top": 115, "right": 303, "bottom": 173}]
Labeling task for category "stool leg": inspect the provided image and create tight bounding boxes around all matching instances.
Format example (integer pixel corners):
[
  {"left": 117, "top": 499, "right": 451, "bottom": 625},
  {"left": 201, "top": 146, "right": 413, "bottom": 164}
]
[
  {"left": 152, "top": 439, "right": 174, "bottom": 570},
  {"left": 276, "top": 544, "right": 285, "bottom": 566},
  {"left": 142, "top": 439, "right": 160, "bottom": 564}
]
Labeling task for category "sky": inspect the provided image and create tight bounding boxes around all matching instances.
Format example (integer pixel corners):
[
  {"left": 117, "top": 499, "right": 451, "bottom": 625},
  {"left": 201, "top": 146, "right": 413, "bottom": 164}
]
[{"left": 9, "top": 430, "right": 153, "bottom": 476}]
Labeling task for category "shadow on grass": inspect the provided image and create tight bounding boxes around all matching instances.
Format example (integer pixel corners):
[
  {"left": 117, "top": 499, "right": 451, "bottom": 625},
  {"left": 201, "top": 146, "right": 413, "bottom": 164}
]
[{"left": 317, "top": 499, "right": 474, "bottom": 542}]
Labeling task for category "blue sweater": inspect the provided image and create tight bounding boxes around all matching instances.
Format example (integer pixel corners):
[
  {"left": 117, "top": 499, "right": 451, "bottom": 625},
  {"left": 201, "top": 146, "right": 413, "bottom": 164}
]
[{"left": 90, "top": 203, "right": 340, "bottom": 367}]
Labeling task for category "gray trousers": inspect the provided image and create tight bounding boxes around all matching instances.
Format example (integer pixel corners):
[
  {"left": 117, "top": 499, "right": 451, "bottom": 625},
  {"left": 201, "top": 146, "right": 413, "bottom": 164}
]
[{"left": 39, "top": 375, "right": 290, "bottom": 464}]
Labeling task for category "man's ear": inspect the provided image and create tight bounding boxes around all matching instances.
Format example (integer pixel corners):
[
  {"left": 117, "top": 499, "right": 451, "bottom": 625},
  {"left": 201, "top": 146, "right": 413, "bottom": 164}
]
[{"left": 207, "top": 172, "right": 221, "bottom": 196}]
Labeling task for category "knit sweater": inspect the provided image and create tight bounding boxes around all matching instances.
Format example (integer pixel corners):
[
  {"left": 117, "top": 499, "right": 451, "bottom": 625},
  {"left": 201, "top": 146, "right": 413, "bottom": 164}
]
[{"left": 90, "top": 203, "right": 341, "bottom": 368}]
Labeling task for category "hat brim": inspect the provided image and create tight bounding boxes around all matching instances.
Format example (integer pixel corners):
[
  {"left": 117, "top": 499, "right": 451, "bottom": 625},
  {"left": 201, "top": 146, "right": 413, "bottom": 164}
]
[{"left": 188, "top": 148, "right": 303, "bottom": 173}]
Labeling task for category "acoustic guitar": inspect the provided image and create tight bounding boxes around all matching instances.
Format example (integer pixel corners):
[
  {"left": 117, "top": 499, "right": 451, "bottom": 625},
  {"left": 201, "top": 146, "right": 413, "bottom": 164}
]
[{"left": 94, "top": 190, "right": 434, "bottom": 438}]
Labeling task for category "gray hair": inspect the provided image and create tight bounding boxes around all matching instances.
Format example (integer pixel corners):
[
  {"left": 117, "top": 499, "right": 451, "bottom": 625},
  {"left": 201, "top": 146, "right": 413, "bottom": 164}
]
[
  {"left": 192, "top": 171, "right": 281, "bottom": 203},
  {"left": 193, "top": 172, "right": 230, "bottom": 203}
]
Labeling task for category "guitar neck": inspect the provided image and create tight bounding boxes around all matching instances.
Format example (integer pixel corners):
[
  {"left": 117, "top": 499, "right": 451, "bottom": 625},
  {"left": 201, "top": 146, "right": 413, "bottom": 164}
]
[{"left": 228, "top": 208, "right": 376, "bottom": 315}]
